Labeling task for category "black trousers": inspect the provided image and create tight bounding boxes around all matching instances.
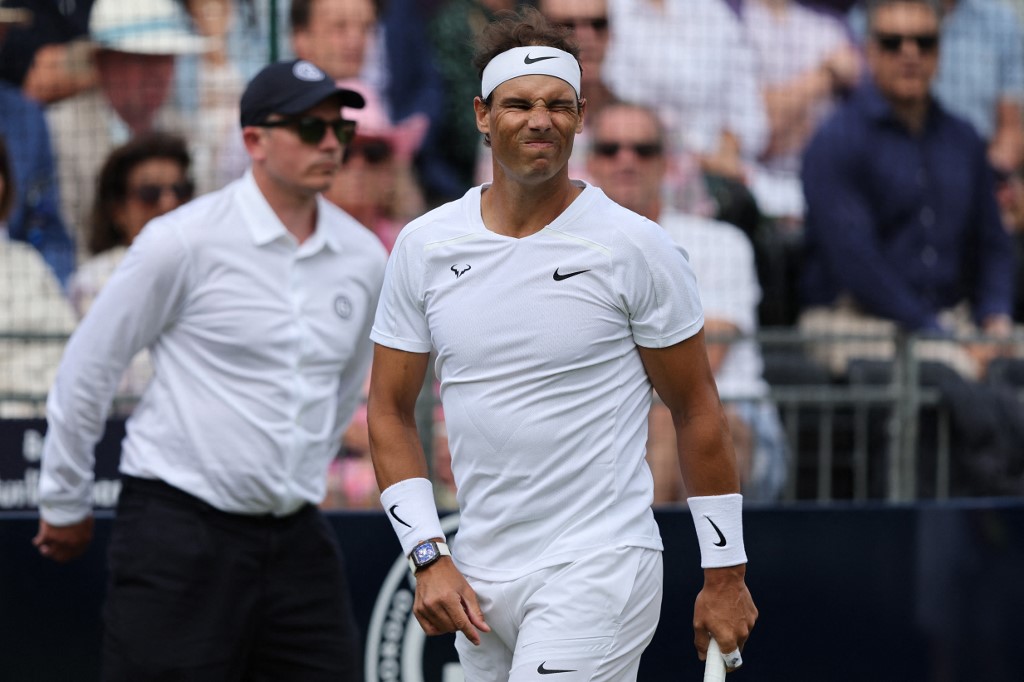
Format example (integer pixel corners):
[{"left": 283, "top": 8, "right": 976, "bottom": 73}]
[{"left": 102, "top": 476, "right": 362, "bottom": 682}]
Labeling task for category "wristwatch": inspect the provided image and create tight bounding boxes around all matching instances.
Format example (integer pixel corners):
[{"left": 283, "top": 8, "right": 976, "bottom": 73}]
[{"left": 408, "top": 540, "right": 451, "bottom": 573}]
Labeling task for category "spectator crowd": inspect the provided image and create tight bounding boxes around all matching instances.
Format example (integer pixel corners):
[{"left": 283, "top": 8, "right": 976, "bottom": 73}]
[{"left": 3, "top": 0, "right": 1024, "bottom": 506}]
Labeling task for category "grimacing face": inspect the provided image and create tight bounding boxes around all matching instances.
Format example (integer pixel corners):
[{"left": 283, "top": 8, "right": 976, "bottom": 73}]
[
  {"left": 866, "top": 1, "right": 940, "bottom": 106},
  {"left": 476, "top": 74, "right": 584, "bottom": 186}
]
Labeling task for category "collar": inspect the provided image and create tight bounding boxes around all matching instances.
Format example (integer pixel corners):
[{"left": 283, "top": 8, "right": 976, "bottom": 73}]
[
  {"left": 855, "top": 80, "right": 939, "bottom": 130},
  {"left": 239, "top": 170, "right": 342, "bottom": 253}
]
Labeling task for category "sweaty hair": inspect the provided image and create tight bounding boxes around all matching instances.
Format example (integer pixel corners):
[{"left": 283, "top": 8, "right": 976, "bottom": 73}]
[
  {"left": 89, "top": 131, "right": 192, "bottom": 255},
  {"left": 0, "top": 136, "right": 13, "bottom": 223},
  {"left": 472, "top": 5, "right": 581, "bottom": 95}
]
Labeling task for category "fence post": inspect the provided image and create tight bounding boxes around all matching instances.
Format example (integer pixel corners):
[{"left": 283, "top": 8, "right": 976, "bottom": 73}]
[
  {"left": 886, "top": 332, "right": 919, "bottom": 501},
  {"left": 269, "top": 0, "right": 280, "bottom": 62}
]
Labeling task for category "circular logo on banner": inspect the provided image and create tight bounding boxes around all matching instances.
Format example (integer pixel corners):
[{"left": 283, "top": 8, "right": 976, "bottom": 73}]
[{"left": 366, "top": 513, "right": 464, "bottom": 682}]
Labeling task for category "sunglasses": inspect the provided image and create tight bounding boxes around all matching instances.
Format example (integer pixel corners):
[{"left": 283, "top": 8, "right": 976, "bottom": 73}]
[
  {"left": 129, "top": 181, "right": 194, "bottom": 206},
  {"left": 874, "top": 32, "right": 939, "bottom": 53},
  {"left": 554, "top": 16, "right": 609, "bottom": 32},
  {"left": 259, "top": 116, "right": 357, "bottom": 145},
  {"left": 343, "top": 138, "right": 393, "bottom": 165},
  {"left": 592, "top": 141, "right": 663, "bottom": 159}
]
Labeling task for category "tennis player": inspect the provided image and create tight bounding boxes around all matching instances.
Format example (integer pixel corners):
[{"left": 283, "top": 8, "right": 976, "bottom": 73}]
[
  {"left": 34, "top": 59, "right": 387, "bottom": 681},
  {"left": 368, "top": 8, "right": 757, "bottom": 680}
]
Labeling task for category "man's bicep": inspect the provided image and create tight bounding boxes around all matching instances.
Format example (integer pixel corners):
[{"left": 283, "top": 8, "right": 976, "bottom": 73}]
[
  {"left": 367, "top": 344, "right": 432, "bottom": 486},
  {"left": 638, "top": 330, "right": 722, "bottom": 417},
  {"left": 368, "top": 344, "right": 431, "bottom": 418}
]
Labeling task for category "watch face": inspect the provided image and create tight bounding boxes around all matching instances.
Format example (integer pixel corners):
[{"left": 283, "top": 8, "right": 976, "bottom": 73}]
[{"left": 413, "top": 542, "right": 438, "bottom": 566}]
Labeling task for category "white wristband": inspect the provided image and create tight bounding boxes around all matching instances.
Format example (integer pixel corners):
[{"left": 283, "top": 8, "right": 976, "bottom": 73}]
[
  {"left": 379, "top": 477, "right": 445, "bottom": 557},
  {"left": 687, "top": 493, "right": 747, "bottom": 568}
]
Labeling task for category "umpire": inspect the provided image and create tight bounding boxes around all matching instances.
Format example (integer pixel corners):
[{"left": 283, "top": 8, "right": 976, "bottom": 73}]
[{"left": 34, "top": 59, "right": 387, "bottom": 681}]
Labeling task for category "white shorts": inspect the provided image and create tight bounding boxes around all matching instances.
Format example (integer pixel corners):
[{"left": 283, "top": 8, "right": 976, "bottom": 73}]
[{"left": 455, "top": 546, "right": 663, "bottom": 682}]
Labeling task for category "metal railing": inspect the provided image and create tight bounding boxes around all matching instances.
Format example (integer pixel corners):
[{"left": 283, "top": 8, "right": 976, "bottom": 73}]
[{"left": 4, "top": 328, "right": 1022, "bottom": 503}]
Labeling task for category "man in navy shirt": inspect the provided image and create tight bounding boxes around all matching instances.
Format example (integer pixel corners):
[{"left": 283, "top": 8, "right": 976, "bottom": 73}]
[{"left": 799, "top": 0, "right": 1015, "bottom": 381}]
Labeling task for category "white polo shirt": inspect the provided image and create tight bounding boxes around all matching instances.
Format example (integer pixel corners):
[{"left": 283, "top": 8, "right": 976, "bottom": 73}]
[
  {"left": 39, "top": 171, "right": 388, "bottom": 524},
  {"left": 372, "top": 183, "right": 704, "bottom": 580}
]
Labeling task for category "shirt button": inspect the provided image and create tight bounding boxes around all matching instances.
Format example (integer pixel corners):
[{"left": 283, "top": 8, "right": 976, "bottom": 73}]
[
  {"left": 922, "top": 246, "right": 938, "bottom": 266},
  {"left": 920, "top": 207, "right": 935, "bottom": 226}
]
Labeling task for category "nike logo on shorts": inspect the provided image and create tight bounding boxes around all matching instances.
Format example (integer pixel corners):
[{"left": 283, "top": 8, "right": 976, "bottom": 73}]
[{"left": 537, "top": 661, "right": 577, "bottom": 675}]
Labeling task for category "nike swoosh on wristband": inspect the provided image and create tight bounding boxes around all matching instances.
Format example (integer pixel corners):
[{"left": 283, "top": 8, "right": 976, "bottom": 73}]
[
  {"left": 705, "top": 516, "right": 727, "bottom": 547},
  {"left": 389, "top": 505, "right": 411, "bottom": 528},
  {"left": 537, "top": 662, "right": 577, "bottom": 675},
  {"left": 524, "top": 54, "right": 558, "bottom": 64},
  {"left": 553, "top": 268, "right": 590, "bottom": 281}
]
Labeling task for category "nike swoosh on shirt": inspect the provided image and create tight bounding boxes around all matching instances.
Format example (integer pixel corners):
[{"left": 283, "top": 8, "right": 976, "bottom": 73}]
[
  {"left": 705, "top": 515, "right": 727, "bottom": 547},
  {"left": 389, "top": 505, "right": 411, "bottom": 528},
  {"left": 553, "top": 268, "right": 590, "bottom": 281}
]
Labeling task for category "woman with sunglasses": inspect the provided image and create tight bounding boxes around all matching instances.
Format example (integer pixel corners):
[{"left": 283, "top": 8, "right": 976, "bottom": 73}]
[
  {"left": 68, "top": 131, "right": 194, "bottom": 400},
  {"left": 72, "top": 131, "right": 193, "bottom": 317}
]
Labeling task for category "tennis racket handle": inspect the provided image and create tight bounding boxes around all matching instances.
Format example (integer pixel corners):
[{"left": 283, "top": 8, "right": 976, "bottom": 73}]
[{"left": 703, "top": 638, "right": 726, "bottom": 682}]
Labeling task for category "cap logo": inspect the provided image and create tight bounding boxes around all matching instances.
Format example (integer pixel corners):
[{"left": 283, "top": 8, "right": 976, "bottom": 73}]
[{"left": 293, "top": 60, "right": 326, "bottom": 82}]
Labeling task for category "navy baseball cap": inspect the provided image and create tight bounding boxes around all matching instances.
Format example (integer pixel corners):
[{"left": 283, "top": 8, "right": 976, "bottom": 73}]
[{"left": 240, "top": 59, "right": 365, "bottom": 127}]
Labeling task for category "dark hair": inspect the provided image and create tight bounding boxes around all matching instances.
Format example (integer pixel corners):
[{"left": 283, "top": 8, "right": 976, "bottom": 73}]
[
  {"left": 0, "top": 136, "right": 13, "bottom": 223},
  {"left": 866, "top": 0, "right": 940, "bottom": 30},
  {"left": 588, "top": 101, "right": 666, "bottom": 148},
  {"left": 289, "top": 0, "right": 313, "bottom": 31},
  {"left": 472, "top": 5, "right": 581, "bottom": 97},
  {"left": 89, "top": 131, "right": 191, "bottom": 255}
]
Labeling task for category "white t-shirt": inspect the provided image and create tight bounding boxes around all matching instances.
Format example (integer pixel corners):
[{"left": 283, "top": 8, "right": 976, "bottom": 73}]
[
  {"left": 40, "top": 172, "right": 387, "bottom": 524},
  {"left": 372, "top": 182, "right": 704, "bottom": 580},
  {"left": 660, "top": 211, "right": 769, "bottom": 400}
]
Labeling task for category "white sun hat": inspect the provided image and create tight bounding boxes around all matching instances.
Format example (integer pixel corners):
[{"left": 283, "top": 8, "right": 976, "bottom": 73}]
[{"left": 89, "top": 0, "right": 212, "bottom": 55}]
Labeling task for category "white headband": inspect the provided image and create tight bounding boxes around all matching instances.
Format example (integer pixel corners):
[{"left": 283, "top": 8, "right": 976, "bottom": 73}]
[{"left": 481, "top": 46, "right": 582, "bottom": 100}]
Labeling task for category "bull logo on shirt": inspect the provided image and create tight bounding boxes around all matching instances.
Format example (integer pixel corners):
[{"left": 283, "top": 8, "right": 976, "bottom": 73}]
[{"left": 450, "top": 264, "right": 471, "bottom": 279}]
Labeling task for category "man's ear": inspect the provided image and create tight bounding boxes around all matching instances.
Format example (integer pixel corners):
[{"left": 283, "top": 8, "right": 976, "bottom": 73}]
[
  {"left": 242, "top": 127, "right": 266, "bottom": 162},
  {"left": 576, "top": 97, "right": 587, "bottom": 135},
  {"left": 474, "top": 96, "right": 491, "bottom": 138}
]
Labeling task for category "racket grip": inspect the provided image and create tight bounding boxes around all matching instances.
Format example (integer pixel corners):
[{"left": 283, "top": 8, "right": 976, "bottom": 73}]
[{"left": 703, "top": 638, "right": 726, "bottom": 682}]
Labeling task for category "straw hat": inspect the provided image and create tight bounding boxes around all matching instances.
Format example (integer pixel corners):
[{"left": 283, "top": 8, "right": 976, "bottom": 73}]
[{"left": 89, "top": 0, "right": 211, "bottom": 55}]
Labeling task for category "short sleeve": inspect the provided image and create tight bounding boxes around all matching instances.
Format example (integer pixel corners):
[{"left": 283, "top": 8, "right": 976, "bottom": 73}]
[
  {"left": 370, "top": 230, "right": 433, "bottom": 353},
  {"left": 620, "top": 218, "right": 704, "bottom": 349}
]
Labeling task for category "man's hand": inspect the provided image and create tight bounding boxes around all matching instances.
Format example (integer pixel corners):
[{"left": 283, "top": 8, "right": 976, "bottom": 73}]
[
  {"left": 412, "top": 559, "right": 490, "bottom": 645},
  {"left": 33, "top": 517, "right": 94, "bottom": 562},
  {"left": 693, "top": 564, "right": 757, "bottom": 671}
]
